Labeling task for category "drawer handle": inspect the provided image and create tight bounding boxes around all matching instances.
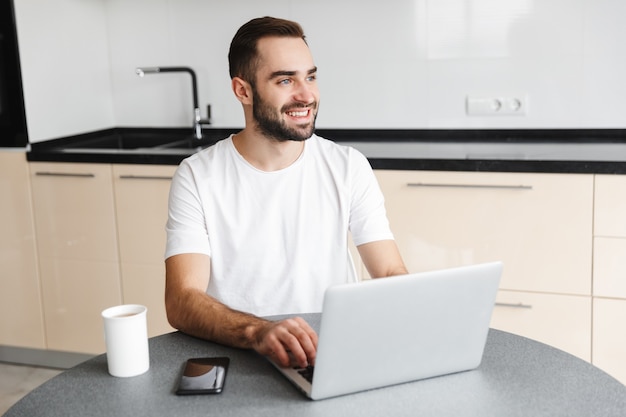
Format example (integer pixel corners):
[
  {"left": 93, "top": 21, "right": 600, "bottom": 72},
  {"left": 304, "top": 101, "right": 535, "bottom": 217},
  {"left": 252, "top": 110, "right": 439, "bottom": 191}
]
[
  {"left": 495, "top": 302, "right": 533, "bottom": 309},
  {"left": 407, "top": 183, "right": 532, "bottom": 190},
  {"left": 119, "top": 175, "right": 173, "bottom": 180},
  {"left": 35, "top": 172, "right": 95, "bottom": 178}
]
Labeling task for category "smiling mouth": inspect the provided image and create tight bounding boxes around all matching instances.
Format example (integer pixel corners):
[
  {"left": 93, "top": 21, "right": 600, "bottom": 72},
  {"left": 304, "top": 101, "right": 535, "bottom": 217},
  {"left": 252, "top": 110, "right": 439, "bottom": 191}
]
[{"left": 286, "top": 109, "right": 310, "bottom": 118}]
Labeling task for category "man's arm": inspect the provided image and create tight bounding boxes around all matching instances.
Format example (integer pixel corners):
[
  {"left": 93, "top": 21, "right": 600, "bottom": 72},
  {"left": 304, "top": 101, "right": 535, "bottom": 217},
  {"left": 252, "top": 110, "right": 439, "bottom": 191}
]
[
  {"left": 357, "top": 240, "right": 408, "bottom": 278},
  {"left": 164, "top": 253, "right": 317, "bottom": 368}
]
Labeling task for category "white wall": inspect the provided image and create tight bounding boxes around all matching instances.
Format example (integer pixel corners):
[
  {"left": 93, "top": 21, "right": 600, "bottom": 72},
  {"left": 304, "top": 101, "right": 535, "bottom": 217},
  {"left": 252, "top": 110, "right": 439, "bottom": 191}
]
[
  {"left": 14, "top": 0, "right": 115, "bottom": 143},
  {"left": 15, "top": 0, "right": 626, "bottom": 143}
]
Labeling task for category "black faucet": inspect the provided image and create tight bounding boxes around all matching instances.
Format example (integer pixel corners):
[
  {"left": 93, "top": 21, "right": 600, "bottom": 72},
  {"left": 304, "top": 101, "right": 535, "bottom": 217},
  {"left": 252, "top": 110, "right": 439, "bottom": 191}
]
[{"left": 135, "top": 66, "right": 211, "bottom": 139}]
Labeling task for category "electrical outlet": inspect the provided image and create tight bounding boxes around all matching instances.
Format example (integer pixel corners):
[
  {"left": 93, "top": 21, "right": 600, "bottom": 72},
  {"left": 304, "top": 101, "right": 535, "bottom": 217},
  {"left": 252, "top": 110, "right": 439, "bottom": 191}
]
[{"left": 466, "top": 96, "right": 527, "bottom": 116}]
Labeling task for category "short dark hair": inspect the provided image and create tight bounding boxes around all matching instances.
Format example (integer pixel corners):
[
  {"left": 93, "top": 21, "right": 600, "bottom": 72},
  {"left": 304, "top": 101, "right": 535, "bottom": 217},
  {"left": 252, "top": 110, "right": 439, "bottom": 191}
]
[{"left": 228, "top": 16, "right": 307, "bottom": 84}]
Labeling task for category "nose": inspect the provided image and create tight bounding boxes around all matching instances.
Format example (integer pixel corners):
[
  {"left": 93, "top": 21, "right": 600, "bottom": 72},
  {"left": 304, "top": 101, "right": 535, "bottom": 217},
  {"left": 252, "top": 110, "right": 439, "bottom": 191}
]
[{"left": 293, "top": 80, "right": 317, "bottom": 105}]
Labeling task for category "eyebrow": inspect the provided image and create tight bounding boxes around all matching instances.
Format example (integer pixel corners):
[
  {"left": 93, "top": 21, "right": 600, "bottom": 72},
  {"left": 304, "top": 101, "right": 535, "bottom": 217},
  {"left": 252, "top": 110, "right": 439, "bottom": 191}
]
[{"left": 268, "top": 66, "right": 318, "bottom": 80}]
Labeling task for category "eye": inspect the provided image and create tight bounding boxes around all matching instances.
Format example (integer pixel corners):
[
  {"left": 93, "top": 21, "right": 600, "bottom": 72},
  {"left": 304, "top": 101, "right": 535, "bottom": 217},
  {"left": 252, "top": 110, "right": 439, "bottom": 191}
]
[
  {"left": 278, "top": 79, "right": 292, "bottom": 86},
  {"left": 306, "top": 74, "right": 317, "bottom": 82}
]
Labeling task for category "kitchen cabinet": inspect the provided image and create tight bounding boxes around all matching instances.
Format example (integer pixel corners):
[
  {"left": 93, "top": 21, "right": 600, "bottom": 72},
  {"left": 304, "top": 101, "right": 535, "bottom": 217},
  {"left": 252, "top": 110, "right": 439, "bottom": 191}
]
[
  {"left": 30, "top": 162, "right": 122, "bottom": 354},
  {"left": 14, "top": 158, "right": 625, "bottom": 381},
  {"left": 375, "top": 170, "right": 593, "bottom": 294},
  {"left": 593, "top": 298, "right": 626, "bottom": 385},
  {"left": 0, "top": 151, "right": 45, "bottom": 349},
  {"left": 592, "top": 175, "right": 626, "bottom": 384},
  {"left": 28, "top": 162, "right": 175, "bottom": 354},
  {"left": 112, "top": 164, "right": 176, "bottom": 337},
  {"left": 375, "top": 170, "right": 594, "bottom": 360},
  {"left": 491, "top": 290, "right": 591, "bottom": 361},
  {"left": 593, "top": 238, "right": 626, "bottom": 299},
  {"left": 594, "top": 175, "right": 626, "bottom": 237}
]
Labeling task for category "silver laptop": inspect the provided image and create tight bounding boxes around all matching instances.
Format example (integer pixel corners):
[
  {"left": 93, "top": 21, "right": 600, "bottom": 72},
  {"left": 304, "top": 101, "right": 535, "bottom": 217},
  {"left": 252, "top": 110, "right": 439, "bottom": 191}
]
[{"left": 270, "top": 261, "right": 503, "bottom": 400}]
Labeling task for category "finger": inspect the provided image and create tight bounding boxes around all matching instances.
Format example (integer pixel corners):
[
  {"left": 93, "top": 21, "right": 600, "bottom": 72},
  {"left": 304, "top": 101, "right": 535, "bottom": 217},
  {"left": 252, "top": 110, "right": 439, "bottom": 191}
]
[
  {"left": 271, "top": 346, "right": 293, "bottom": 368},
  {"left": 282, "top": 334, "right": 309, "bottom": 368},
  {"left": 255, "top": 319, "right": 318, "bottom": 368},
  {"left": 293, "top": 317, "right": 318, "bottom": 346},
  {"left": 280, "top": 318, "right": 317, "bottom": 367},
  {"left": 260, "top": 326, "right": 303, "bottom": 368},
  {"left": 294, "top": 317, "right": 317, "bottom": 365}
]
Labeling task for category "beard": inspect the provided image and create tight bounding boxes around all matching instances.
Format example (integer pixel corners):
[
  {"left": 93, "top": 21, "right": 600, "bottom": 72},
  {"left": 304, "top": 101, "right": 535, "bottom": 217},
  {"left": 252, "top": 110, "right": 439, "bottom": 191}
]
[{"left": 251, "top": 87, "right": 318, "bottom": 142}]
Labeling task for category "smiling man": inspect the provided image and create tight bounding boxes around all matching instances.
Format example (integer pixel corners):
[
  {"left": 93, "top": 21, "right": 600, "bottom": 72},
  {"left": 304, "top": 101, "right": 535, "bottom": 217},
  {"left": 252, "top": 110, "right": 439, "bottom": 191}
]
[{"left": 164, "top": 16, "right": 407, "bottom": 369}]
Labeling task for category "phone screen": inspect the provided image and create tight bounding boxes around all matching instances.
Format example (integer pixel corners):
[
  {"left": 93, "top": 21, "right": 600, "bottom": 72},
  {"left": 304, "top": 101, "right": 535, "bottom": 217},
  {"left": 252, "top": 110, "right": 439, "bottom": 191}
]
[{"left": 175, "top": 357, "right": 229, "bottom": 395}]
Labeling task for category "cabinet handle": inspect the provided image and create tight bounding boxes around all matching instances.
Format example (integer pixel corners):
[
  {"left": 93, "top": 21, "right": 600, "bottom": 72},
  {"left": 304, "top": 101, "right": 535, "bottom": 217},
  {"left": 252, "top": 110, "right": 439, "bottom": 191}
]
[
  {"left": 495, "top": 302, "right": 533, "bottom": 309},
  {"left": 35, "top": 172, "right": 95, "bottom": 178},
  {"left": 407, "top": 183, "right": 532, "bottom": 190},
  {"left": 118, "top": 175, "right": 173, "bottom": 181}
]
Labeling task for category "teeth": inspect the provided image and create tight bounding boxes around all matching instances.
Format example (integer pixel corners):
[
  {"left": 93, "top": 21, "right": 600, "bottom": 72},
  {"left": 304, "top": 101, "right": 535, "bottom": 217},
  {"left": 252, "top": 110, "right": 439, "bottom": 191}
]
[{"left": 287, "top": 110, "right": 308, "bottom": 117}]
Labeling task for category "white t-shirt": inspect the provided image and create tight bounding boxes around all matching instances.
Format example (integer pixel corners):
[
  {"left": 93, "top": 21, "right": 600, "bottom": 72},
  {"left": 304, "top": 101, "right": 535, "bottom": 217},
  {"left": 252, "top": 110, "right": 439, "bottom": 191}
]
[{"left": 165, "top": 134, "right": 394, "bottom": 316}]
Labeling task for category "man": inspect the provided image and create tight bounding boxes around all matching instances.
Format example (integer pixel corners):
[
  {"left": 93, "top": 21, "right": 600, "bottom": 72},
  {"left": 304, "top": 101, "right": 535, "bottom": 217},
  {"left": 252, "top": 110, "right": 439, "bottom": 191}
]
[{"left": 164, "top": 16, "right": 407, "bottom": 370}]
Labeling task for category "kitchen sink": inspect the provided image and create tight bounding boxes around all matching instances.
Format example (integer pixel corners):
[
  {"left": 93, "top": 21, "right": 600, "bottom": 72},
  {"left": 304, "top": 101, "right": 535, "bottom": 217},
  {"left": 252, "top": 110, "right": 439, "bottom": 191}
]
[
  {"left": 157, "top": 137, "right": 211, "bottom": 149},
  {"left": 66, "top": 130, "right": 194, "bottom": 150},
  {"left": 27, "top": 127, "right": 238, "bottom": 164},
  {"left": 51, "top": 127, "right": 239, "bottom": 154}
]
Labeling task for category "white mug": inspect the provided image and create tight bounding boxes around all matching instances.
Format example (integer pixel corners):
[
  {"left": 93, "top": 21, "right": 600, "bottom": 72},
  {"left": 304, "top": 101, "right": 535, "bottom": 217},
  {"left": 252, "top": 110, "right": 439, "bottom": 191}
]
[{"left": 101, "top": 304, "right": 150, "bottom": 377}]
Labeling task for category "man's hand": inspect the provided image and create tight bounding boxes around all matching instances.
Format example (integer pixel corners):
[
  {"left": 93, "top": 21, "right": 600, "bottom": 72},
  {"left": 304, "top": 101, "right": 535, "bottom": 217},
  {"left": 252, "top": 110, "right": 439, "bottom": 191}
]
[
  {"left": 251, "top": 317, "right": 318, "bottom": 368},
  {"left": 166, "top": 254, "right": 318, "bottom": 368}
]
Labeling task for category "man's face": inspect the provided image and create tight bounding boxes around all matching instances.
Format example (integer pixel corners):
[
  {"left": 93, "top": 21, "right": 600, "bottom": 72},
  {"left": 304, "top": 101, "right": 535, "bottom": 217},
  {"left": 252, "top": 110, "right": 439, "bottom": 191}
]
[{"left": 250, "top": 36, "right": 319, "bottom": 142}]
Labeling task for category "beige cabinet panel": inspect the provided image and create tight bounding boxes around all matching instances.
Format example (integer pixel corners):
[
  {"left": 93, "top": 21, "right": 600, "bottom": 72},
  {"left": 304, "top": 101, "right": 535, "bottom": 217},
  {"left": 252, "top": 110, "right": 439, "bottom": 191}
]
[
  {"left": 595, "top": 175, "right": 626, "bottom": 237},
  {"left": 30, "top": 163, "right": 119, "bottom": 261},
  {"left": 39, "top": 258, "right": 121, "bottom": 354},
  {"left": 113, "top": 165, "right": 176, "bottom": 263},
  {"left": 592, "top": 175, "right": 626, "bottom": 383},
  {"left": 593, "top": 298, "right": 626, "bottom": 385},
  {"left": 593, "top": 237, "right": 626, "bottom": 299},
  {"left": 113, "top": 165, "right": 177, "bottom": 337},
  {"left": 0, "top": 152, "right": 45, "bottom": 348},
  {"left": 120, "top": 263, "right": 174, "bottom": 337},
  {"left": 31, "top": 162, "right": 122, "bottom": 353},
  {"left": 491, "top": 290, "right": 591, "bottom": 361},
  {"left": 376, "top": 170, "right": 593, "bottom": 295}
]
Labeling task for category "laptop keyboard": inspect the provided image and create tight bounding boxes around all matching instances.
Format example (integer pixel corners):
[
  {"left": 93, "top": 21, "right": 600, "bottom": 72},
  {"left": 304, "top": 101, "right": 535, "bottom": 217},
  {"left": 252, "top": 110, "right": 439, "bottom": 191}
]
[{"left": 296, "top": 365, "right": 315, "bottom": 383}]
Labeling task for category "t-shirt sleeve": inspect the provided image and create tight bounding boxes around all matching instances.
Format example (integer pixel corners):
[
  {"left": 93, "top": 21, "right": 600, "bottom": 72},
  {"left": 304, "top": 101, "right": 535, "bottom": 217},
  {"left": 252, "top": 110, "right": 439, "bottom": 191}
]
[
  {"left": 164, "top": 160, "right": 212, "bottom": 260},
  {"left": 348, "top": 149, "right": 395, "bottom": 246}
]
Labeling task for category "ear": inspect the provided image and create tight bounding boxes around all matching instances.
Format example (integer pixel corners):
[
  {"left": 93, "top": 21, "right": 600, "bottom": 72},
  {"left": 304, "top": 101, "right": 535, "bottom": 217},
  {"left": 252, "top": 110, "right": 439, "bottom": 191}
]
[{"left": 231, "top": 77, "right": 253, "bottom": 105}]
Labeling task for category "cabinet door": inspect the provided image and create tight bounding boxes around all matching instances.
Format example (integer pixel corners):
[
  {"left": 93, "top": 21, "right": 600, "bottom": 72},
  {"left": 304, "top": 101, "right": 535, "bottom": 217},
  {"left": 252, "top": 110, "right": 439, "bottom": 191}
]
[
  {"left": 375, "top": 170, "right": 593, "bottom": 295},
  {"left": 593, "top": 298, "right": 626, "bottom": 385},
  {"left": 595, "top": 175, "right": 626, "bottom": 237},
  {"left": 30, "top": 162, "right": 121, "bottom": 354},
  {"left": 0, "top": 152, "right": 45, "bottom": 348},
  {"left": 593, "top": 237, "right": 626, "bottom": 299},
  {"left": 491, "top": 290, "right": 591, "bottom": 361},
  {"left": 592, "top": 174, "right": 626, "bottom": 383},
  {"left": 113, "top": 164, "right": 177, "bottom": 337},
  {"left": 593, "top": 174, "right": 626, "bottom": 298}
]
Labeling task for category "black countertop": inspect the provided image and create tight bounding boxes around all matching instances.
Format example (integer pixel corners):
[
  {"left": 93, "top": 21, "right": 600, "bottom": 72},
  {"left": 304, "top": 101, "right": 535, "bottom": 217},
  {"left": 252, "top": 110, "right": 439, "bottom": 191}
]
[{"left": 26, "top": 127, "right": 626, "bottom": 174}]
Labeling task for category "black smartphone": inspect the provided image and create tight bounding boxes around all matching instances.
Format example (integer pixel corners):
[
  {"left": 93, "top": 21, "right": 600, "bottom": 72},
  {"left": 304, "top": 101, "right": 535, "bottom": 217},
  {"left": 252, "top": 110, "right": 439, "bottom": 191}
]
[{"left": 175, "top": 357, "right": 229, "bottom": 395}]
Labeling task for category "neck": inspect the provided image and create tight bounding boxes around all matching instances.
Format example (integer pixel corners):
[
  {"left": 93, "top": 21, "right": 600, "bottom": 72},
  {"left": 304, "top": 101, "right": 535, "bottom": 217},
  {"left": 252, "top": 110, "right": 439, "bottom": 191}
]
[{"left": 232, "top": 129, "right": 306, "bottom": 172}]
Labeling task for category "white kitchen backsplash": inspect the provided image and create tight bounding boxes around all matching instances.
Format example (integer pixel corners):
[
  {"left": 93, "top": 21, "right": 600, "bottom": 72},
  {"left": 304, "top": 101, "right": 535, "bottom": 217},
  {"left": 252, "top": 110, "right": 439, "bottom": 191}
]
[
  {"left": 14, "top": 0, "right": 626, "bottom": 143},
  {"left": 13, "top": 0, "right": 116, "bottom": 142}
]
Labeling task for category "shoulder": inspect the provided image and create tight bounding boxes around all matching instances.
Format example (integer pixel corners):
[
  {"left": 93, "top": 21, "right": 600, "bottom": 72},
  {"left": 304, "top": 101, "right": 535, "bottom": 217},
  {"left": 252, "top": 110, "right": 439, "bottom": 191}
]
[
  {"left": 305, "top": 135, "right": 373, "bottom": 184},
  {"left": 308, "top": 134, "right": 367, "bottom": 163},
  {"left": 171, "top": 137, "right": 234, "bottom": 192},
  {"left": 176, "top": 136, "right": 233, "bottom": 174}
]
